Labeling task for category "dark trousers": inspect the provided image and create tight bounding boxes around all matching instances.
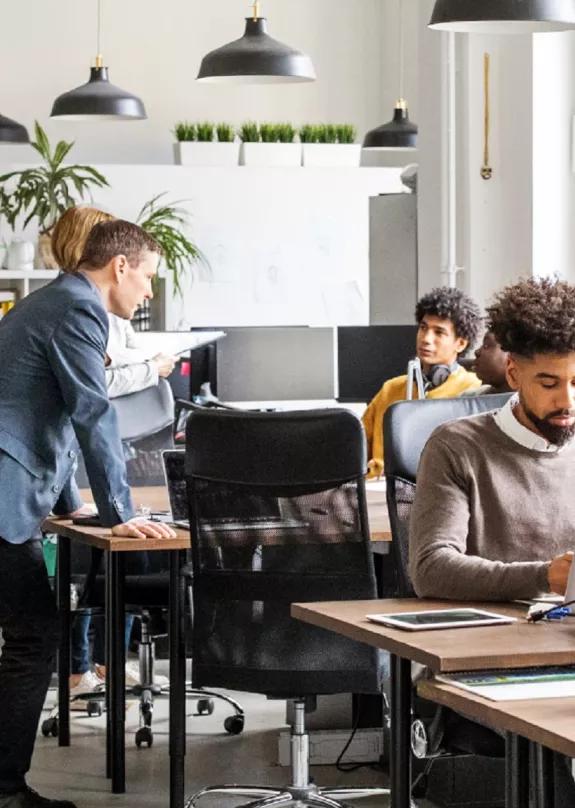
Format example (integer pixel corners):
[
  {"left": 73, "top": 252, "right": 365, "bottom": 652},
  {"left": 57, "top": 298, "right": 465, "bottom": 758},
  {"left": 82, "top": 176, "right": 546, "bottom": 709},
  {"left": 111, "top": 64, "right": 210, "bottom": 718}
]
[{"left": 0, "top": 538, "right": 59, "bottom": 794}]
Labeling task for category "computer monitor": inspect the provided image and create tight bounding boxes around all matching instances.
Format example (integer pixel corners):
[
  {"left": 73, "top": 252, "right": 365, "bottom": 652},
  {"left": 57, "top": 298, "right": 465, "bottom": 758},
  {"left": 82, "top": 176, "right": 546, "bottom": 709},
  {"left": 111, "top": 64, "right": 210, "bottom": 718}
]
[{"left": 337, "top": 325, "right": 418, "bottom": 403}]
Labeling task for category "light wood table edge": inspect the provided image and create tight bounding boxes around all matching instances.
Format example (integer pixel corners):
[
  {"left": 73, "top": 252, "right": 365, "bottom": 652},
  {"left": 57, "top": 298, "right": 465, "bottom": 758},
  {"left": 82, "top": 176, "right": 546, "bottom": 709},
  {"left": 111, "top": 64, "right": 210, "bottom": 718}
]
[
  {"left": 418, "top": 678, "right": 575, "bottom": 760},
  {"left": 42, "top": 516, "right": 190, "bottom": 553}
]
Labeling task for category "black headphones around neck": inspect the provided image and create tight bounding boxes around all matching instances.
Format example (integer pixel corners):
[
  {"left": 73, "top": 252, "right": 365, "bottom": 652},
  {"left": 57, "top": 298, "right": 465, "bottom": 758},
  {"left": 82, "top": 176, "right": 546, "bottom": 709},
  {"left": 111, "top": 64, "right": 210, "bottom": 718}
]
[{"left": 425, "top": 362, "right": 459, "bottom": 391}]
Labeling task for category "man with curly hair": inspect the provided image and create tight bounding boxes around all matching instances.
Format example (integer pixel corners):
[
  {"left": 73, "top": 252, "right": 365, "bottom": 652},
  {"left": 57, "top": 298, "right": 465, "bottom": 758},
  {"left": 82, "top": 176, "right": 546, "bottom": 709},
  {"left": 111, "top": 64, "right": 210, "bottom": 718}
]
[
  {"left": 410, "top": 277, "right": 575, "bottom": 602},
  {"left": 362, "top": 287, "right": 482, "bottom": 478}
]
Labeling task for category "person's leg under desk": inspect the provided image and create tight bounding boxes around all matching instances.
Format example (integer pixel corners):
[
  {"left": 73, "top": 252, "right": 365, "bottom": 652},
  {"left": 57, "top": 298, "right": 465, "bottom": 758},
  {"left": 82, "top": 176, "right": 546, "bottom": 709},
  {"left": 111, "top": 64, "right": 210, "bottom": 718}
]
[{"left": 0, "top": 538, "right": 60, "bottom": 794}]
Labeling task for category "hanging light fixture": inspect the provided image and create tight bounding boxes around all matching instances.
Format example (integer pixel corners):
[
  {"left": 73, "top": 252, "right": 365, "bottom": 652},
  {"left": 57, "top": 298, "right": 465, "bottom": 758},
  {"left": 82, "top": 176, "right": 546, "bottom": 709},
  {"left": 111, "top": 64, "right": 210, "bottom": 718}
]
[
  {"left": 429, "top": 0, "right": 575, "bottom": 34},
  {"left": 363, "top": 0, "right": 417, "bottom": 150},
  {"left": 51, "top": 0, "right": 146, "bottom": 121},
  {"left": 197, "top": 1, "right": 316, "bottom": 85},
  {"left": 0, "top": 113, "right": 29, "bottom": 143}
]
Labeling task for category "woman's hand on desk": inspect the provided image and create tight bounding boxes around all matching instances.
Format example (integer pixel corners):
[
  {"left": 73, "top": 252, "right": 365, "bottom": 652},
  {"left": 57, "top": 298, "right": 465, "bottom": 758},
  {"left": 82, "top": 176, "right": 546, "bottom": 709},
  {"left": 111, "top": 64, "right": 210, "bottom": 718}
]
[{"left": 112, "top": 518, "right": 177, "bottom": 540}]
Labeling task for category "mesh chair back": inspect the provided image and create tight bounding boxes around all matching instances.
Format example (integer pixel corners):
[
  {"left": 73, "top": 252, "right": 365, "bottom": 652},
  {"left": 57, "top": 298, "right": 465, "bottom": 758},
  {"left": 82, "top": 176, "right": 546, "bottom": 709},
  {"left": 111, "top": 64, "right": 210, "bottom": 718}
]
[
  {"left": 384, "top": 394, "right": 512, "bottom": 597},
  {"left": 185, "top": 408, "right": 382, "bottom": 696}
]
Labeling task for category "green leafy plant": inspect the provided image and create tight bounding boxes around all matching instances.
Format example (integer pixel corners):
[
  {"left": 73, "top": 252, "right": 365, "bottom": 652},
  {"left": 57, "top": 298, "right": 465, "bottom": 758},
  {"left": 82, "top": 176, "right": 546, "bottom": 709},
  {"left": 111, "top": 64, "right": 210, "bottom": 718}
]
[
  {"left": 239, "top": 121, "right": 260, "bottom": 143},
  {"left": 137, "top": 193, "right": 208, "bottom": 297},
  {"left": 276, "top": 123, "right": 296, "bottom": 144},
  {"left": 196, "top": 122, "right": 214, "bottom": 142},
  {"left": 317, "top": 124, "right": 338, "bottom": 144},
  {"left": 216, "top": 123, "right": 235, "bottom": 143},
  {"left": 259, "top": 123, "right": 278, "bottom": 143},
  {"left": 0, "top": 121, "right": 109, "bottom": 235},
  {"left": 174, "top": 122, "right": 197, "bottom": 142},
  {"left": 299, "top": 124, "right": 320, "bottom": 144},
  {"left": 336, "top": 124, "right": 356, "bottom": 144}
]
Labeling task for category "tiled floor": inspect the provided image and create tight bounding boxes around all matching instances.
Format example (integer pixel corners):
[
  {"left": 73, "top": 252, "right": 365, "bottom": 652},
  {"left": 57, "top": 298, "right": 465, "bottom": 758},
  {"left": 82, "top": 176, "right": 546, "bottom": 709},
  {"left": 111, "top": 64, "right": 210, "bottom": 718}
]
[{"left": 31, "top": 666, "right": 431, "bottom": 808}]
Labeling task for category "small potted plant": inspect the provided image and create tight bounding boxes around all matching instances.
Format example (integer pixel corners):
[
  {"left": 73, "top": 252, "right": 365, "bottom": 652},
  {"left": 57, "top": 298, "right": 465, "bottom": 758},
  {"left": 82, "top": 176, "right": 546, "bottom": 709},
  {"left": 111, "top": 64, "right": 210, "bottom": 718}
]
[
  {"left": 240, "top": 122, "right": 300, "bottom": 167},
  {"left": 301, "top": 123, "right": 361, "bottom": 167},
  {"left": 174, "top": 121, "right": 239, "bottom": 167},
  {"left": 173, "top": 121, "right": 197, "bottom": 165},
  {"left": 0, "top": 122, "right": 109, "bottom": 268}
]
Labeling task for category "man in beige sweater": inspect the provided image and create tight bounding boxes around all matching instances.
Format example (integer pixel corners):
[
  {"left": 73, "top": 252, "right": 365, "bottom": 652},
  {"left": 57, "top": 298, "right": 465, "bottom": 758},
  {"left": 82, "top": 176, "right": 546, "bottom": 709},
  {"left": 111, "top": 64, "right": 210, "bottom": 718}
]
[{"left": 409, "top": 277, "right": 575, "bottom": 601}]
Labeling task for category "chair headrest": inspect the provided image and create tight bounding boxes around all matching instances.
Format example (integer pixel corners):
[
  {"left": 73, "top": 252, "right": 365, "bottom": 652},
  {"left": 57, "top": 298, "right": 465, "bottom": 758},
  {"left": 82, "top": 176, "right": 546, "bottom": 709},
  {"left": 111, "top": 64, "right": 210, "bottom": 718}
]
[
  {"left": 384, "top": 393, "right": 513, "bottom": 481},
  {"left": 185, "top": 408, "right": 366, "bottom": 486},
  {"left": 113, "top": 378, "right": 175, "bottom": 442}
]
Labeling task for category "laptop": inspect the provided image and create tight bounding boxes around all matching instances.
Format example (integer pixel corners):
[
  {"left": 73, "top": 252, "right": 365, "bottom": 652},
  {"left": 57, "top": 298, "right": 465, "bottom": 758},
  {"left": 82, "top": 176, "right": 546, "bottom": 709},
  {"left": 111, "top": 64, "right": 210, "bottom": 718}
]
[{"left": 161, "top": 450, "right": 308, "bottom": 534}]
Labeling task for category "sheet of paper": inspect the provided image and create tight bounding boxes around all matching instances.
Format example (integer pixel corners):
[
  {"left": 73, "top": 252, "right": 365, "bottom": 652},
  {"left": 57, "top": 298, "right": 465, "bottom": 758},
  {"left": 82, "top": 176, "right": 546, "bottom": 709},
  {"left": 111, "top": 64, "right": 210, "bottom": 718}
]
[{"left": 116, "top": 331, "right": 226, "bottom": 362}]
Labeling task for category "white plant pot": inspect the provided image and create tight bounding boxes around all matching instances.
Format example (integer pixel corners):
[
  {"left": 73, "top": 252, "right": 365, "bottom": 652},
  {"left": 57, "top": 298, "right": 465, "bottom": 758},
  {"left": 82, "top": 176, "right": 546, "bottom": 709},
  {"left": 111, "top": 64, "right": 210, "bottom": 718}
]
[
  {"left": 240, "top": 142, "right": 302, "bottom": 167},
  {"left": 302, "top": 143, "right": 362, "bottom": 167},
  {"left": 173, "top": 141, "right": 240, "bottom": 167}
]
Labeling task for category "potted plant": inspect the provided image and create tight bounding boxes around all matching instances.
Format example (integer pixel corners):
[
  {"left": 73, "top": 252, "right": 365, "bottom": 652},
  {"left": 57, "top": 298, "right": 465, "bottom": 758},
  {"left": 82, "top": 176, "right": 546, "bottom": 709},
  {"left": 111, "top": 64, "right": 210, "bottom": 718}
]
[
  {"left": 136, "top": 193, "right": 208, "bottom": 297},
  {"left": 301, "top": 123, "right": 361, "bottom": 167},
  {"left": 0, "top": 122, "right": 109, "bottom": 268},
  {"left": 173, "top": 121, "right": 239, "bottom": 167},
  {"left": 240, "top": 122, "right": 300, "bottom": 167}
]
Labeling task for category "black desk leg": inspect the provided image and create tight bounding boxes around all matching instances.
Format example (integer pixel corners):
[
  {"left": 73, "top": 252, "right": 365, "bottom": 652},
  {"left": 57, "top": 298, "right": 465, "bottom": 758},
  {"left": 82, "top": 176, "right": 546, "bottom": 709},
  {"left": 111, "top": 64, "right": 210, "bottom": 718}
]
[
  {"left": 533, "top": 744, "right": 555, "bottom": 808},
  {"left": 169, "top": 550, "right": 187, "bottom": 808},
  {"left": 105, "top": 551, "right": 112, "bottom": 779},
  {"left": 389, "top": 655, "right": 412, "bottom": 808},
  {"left": 505, "top": 734, "right": 529, "bottom": 808},
  {"left": 107, "top": 552, "right": 126, "bottom": 794},
  {"left": 57, "top": 536, "right": 71, "bottom": 747}
]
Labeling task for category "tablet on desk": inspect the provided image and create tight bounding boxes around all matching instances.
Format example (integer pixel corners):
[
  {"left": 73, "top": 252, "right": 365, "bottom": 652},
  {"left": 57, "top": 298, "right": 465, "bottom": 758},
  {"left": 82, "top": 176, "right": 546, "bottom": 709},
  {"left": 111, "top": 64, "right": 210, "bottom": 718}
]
[{"left": 365, "top": 608, "right": 517, "bottom": 632}]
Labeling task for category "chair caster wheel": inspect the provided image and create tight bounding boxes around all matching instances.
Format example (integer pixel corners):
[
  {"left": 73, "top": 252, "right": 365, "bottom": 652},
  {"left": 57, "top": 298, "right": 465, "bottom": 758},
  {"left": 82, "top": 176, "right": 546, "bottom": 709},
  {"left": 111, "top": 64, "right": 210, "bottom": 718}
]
[
  {"left": 42, "top": 717, "right": 59, "bottom": 738},
  {"left": 135, "top": 726, "right": 154, "bottom": 748},
  {"left": 87, "top": 701, "right": 103, "bottom": 717},
  {"left": 224, "top": 715, "right": 244, "bottom": 735},
  {"left": 197, "top": 698, "right": 215, "bottom": 716}
]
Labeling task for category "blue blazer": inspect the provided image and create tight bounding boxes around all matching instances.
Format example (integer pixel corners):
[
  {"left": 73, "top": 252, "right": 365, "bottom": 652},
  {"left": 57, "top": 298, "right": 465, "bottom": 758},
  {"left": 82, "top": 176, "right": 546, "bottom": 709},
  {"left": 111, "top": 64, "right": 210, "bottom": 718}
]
[{"left": 0, "top": 272, "right": 134, "bottom": 543}]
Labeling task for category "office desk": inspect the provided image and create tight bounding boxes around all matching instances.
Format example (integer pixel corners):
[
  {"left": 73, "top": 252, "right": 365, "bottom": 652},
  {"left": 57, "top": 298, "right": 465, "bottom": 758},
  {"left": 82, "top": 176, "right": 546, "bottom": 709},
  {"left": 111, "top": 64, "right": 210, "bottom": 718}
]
[
  {"left": 291, "top": 599, "right": 575, "bottom": 808},
  {"left": 44, "top": 485, "right": 391, "bottom": 807},
  {"left": 43, "top": 511, "right": 189, "bottom": 808},
  {"left": 418, "top": 678, "right": 575, "bottom": 808}
]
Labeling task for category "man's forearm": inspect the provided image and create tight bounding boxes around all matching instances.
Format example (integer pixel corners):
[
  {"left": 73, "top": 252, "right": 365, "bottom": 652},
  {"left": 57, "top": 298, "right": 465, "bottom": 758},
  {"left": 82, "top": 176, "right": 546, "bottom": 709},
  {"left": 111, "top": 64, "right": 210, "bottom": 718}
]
[{"left": 411, "top": 547, "right": 551, "bottom": 601}]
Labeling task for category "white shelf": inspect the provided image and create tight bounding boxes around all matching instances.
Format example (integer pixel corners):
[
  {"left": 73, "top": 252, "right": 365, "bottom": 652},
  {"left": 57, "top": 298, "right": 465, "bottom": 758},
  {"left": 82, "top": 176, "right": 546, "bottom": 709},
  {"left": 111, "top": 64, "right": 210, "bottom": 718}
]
[{"left": 0, "top": 269, "right": 59, "bottom": 280}]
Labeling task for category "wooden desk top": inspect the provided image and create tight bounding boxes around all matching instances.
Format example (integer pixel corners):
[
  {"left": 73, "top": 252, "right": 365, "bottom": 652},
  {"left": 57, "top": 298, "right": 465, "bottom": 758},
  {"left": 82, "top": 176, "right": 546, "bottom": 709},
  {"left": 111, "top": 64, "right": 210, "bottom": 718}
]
[
  {"left": 291, "top": 599, "right": 575, "bottom": 672},
  {"left": 418, "top": 678, "right": 575, "bottom": 759},
  {"left": 43, "top": 483, "right": 391, "bottom": 552}
]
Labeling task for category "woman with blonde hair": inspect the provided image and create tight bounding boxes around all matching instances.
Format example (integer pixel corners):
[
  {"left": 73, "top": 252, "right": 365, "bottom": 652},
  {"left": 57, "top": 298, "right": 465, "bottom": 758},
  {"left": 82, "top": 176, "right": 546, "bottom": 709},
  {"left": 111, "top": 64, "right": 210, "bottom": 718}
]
[
  {"left": 52, "top": 206, "right": 175, "bottom": 398},
  {"left": 51, "top": 206, "right": 172, "bottom": 705}
]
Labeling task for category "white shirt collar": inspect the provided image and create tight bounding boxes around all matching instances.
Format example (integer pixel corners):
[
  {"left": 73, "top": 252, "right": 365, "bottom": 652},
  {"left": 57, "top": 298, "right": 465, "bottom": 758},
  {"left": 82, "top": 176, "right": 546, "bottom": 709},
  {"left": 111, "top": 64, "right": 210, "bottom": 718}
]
[{"left": 494, "top": 394, "right": 570, "bottom": 453}]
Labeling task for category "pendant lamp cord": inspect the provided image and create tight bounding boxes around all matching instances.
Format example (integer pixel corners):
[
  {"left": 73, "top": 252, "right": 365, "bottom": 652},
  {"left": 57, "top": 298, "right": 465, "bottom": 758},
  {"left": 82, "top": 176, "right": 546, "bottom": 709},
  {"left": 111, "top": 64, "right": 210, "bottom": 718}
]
[
  {"left": 481, "top": 52, "right": 493, "bottom": 180},
  {"left": 398, "top": 0, "right": 404, "bottom": 102},
  {"left": 252, "top": 1, "right": 260, "bottom": 21}
]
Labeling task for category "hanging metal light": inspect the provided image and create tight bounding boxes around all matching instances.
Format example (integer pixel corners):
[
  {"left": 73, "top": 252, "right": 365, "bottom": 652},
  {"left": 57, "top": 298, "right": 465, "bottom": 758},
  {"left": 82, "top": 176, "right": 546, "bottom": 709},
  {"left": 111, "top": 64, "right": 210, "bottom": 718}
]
[
  {"left": 0, "top": 113, "right": 29, "bottom": 144},
  {"left": 197, "top": 1, "right": 316, "bottom": 85},
  {"left": 51, "top": 0, "right": 146, "bottom": 121},
  {"left": 363, "top": 0, "right": 417, "bottom": 150},
  {"left": 429, "top": 0, "right": 575, "bottom": 34}
]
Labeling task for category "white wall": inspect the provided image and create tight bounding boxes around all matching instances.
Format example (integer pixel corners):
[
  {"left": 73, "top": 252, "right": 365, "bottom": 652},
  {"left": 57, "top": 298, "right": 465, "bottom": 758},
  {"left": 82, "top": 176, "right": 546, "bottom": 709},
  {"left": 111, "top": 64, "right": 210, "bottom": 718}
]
[
  {"left": 533, "top": 32, "right": 575, "bottom": 283},
  {"left": 0, "top": 0, "right": 418, "bottom": 166}
]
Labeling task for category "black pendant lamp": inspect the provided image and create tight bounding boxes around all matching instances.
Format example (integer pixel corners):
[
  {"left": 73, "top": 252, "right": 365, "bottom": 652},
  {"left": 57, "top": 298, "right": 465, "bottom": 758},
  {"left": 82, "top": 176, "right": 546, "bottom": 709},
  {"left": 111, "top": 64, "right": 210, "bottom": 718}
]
[
  {"left": 51, "top": 0, "right": 146, "bottom": 121},
  {"left": 429, "top": 0, "right": 575, "bottom": 33},
  {"left": 363, "top": 0, "right": 417, "bottom": 150},
  {"left": 0, "top": 113, "right": 29, "bottom": 143},
  {"left": 197, "top": 1, "right": 316, "bottom": 85}
]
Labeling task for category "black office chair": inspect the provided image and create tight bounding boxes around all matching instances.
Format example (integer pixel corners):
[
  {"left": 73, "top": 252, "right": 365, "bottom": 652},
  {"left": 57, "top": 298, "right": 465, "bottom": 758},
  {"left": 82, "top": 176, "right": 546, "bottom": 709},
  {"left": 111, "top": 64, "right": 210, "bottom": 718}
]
[
  {"left": 183, "top": 408, "right": 390, "bottom": 808},
  {"left": 384, "top": 394, "right": 512, "bottom": 806}
]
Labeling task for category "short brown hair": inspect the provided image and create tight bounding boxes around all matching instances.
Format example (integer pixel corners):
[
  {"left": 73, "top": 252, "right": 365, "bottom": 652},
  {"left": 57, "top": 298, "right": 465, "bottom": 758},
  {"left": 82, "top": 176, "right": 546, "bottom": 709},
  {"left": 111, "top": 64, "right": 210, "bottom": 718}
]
[
  {"left": 51, "top": 206, "right": 115, "bottom": 271},
  {"left": 77, "top": 220, "right": 161, "bottom": 270},
  {"left": 487, "top": 277, "right": 575, "bottom": 358}
]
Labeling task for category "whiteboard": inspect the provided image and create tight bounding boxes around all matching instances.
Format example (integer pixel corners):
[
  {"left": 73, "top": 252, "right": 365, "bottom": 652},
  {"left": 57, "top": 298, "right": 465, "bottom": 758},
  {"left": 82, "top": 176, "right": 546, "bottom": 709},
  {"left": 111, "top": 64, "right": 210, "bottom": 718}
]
[{"left": 0, "top": 164, "right": 405, "bottom": 328}]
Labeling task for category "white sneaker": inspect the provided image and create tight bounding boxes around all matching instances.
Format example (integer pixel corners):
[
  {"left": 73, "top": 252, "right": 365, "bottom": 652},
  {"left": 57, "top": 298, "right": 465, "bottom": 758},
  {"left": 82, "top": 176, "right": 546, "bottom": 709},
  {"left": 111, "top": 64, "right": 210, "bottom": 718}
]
[
  {"left": 125, "top": 659, "right": 169, "bottom": 688},
  {"left": 69, "top": 670, "right": 104, "bottom": 711}
]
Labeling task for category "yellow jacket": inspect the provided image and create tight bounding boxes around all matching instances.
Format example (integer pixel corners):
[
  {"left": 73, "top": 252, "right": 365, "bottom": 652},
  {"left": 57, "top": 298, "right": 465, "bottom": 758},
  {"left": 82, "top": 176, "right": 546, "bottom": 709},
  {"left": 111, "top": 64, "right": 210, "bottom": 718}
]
[{"left": 361, "top": 367, "right": 481, "bottom": 479}]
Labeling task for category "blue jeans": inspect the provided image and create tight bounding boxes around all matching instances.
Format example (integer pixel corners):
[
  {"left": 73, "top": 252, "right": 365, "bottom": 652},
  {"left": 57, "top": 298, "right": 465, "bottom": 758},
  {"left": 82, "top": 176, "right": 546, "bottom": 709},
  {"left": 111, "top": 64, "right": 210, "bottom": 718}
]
[{"left": 71, "top": 610, "right": 135, "bottom": 673}]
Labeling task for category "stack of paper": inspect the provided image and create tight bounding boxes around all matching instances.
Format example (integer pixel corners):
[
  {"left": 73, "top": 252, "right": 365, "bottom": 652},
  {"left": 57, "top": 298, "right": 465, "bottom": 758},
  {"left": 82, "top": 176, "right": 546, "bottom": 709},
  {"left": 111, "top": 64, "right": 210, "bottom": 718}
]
[{"left": 436, "top": 666, "right": 575, "bottom": 701}]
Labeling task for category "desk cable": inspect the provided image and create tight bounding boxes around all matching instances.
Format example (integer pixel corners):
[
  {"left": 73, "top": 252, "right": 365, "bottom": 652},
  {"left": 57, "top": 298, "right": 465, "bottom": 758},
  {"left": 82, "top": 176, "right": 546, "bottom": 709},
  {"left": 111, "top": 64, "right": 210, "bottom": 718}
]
[{"left": 527, "top": 599, "right": 575, "bottom": 623}]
